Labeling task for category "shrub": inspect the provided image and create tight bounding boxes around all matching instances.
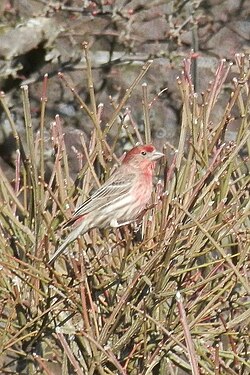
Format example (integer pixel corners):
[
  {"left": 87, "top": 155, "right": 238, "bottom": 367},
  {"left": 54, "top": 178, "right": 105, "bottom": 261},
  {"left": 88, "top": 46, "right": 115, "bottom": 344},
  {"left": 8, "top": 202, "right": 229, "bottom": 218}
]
[{"left": 0, "top": 50, "right": 249, "bottom": 374}]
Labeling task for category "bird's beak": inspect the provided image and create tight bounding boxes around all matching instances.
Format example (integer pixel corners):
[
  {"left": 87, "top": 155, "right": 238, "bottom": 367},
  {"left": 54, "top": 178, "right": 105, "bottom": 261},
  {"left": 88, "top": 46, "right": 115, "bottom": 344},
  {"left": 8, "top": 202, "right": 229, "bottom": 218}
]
[{"left": 151, "top": 150, "right": 164, "bottom": 160}]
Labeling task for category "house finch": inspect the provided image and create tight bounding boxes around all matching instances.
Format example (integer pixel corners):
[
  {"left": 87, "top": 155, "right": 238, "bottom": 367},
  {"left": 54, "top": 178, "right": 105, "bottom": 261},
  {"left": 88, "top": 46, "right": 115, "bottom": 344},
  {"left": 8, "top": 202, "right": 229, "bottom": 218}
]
[{"left": 48, "top": 144, "right": 163, "bottom": 264}]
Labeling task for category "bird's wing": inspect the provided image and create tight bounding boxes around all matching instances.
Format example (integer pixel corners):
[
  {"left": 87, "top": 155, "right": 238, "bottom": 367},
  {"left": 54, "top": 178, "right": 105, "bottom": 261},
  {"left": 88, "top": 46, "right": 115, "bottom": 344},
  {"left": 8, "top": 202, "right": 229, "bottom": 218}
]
[{"left": 72, "top": 171, "right": 135, "bottom": 217}]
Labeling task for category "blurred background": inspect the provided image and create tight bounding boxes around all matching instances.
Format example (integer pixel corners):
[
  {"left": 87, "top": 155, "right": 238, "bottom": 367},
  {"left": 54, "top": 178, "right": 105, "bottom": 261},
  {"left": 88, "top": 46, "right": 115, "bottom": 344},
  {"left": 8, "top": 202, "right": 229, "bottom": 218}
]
[{"left": 0, "top": 0, "right": 249, "bottom": 175}]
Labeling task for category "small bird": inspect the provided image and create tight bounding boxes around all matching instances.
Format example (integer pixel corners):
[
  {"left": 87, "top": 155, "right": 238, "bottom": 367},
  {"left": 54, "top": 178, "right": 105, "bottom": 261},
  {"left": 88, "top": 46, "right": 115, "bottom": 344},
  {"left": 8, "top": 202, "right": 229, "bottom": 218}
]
[{"left": 48, "top": 144, "right": 163, "bottom": 264}]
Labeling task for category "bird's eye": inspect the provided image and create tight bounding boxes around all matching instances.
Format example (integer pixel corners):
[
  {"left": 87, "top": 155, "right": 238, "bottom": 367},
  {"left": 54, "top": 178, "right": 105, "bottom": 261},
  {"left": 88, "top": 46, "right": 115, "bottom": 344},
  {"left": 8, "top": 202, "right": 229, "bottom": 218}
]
[{"left": 141, "top": 151, "right": 147, "bottom": 156}]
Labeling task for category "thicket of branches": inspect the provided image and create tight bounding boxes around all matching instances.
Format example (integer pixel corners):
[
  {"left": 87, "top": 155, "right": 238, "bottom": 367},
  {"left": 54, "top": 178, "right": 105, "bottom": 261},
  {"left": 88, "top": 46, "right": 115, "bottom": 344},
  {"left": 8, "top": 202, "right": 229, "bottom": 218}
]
[{"left": 0, "top": 49, "right": 249, "bottom": 374}]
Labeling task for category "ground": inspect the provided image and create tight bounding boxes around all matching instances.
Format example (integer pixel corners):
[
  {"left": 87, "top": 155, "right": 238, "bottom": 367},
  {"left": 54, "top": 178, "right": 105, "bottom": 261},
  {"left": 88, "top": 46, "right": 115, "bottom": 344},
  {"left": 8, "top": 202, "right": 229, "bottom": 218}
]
[{"left": 0, "top": 0, "right": 249, "bottom": 177}]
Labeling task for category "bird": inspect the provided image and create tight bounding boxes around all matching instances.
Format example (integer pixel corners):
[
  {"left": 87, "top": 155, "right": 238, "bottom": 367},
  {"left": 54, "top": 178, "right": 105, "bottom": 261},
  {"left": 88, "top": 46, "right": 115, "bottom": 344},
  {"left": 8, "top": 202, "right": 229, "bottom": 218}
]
[{"left": 48, "top": 144, "right": 164, "bottom": 264}]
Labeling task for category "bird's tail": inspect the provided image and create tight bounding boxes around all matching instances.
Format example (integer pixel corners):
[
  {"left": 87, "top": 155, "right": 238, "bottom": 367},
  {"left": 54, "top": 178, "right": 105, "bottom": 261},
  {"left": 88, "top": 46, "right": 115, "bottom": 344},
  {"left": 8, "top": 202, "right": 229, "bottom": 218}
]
[{"left": 48, "top": 220, "right": 87, "bottom": 265}]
